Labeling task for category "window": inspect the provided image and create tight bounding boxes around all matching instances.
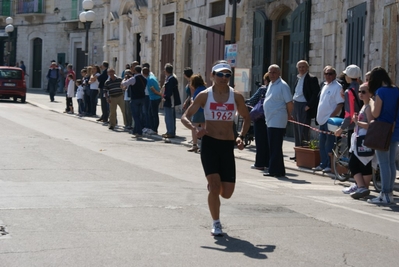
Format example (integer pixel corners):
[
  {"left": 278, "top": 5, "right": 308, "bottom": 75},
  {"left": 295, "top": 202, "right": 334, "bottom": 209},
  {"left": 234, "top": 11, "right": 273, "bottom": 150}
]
[
  {"left": 16, "top": 0, "right": 44, "bottom": 14},
  {"left": 164, "top": 12, "right": 174, "bottom": 27},
  {"left": 71, "top": 0, "right": 83, "bottom": 20},
  {"left": 1, "top": 0, "right": 11, "bottom": 16},
  {"left": 210, "top": 0, "right": 225, "bottom": 18}
]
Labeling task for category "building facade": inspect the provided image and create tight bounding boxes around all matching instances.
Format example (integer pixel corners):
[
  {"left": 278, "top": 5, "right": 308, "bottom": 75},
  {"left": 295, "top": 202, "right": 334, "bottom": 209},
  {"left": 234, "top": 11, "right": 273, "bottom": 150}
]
[{"left": 1, "top": 0, "right": 399, "bottom": 97}]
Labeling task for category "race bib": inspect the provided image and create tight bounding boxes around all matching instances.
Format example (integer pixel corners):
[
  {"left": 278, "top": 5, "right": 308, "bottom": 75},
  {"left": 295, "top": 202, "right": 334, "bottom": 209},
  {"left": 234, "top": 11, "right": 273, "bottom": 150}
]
[{"left": 209, "top": 102, "right": 235, "bottom": 121}]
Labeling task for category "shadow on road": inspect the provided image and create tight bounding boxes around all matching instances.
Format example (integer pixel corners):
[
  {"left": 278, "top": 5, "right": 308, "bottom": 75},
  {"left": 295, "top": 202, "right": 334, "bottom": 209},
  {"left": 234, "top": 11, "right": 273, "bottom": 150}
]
[{"left": 201, "top": 234, "right": 276, "bottom": 259}]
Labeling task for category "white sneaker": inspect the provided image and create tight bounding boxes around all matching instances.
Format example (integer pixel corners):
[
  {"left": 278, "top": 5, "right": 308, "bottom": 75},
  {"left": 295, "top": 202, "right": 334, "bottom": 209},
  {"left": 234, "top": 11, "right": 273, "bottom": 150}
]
[
  {"left": 211, "top": 222, "right": 223, "bottom": 236},
  {"left": 367, "top": 192, "right": 394, "bottom": 204},
  {"left": 342, "top": 183, "right": 358, "bottom": 194},
  {"left": 322, "top": 167, "right": 332, "bottom": 173},
  {"left": 312, "top": 166, "right": 323, "bottom": 171}
]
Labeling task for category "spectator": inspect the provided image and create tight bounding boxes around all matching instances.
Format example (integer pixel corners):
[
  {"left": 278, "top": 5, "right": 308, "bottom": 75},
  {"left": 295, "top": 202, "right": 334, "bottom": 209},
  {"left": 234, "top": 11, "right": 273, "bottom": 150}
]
[
  {"left": 187, "top": 74, "right": 206, "bottom": 152},
  {"left": 75, "top": 79, "right": 85, "bottom": 117},
  {"left": 121, "top": 65, "right": 147, "bottom": 137},
  {"left": 291, "top": 60, "right": 320, "bottom": 159},
  {"left": 142, "top": 66, "right": 161, "bottom": 135},
  {"left": 162, "top": 63, "right": 181, "bottom": 138},
  {"left": 104, "top": 68, "right": 126, "bottom": 130},
  {"left": 263, "top": 64, "right": 293, "bottom": 178},
  {"left": 335, "top": 65, "right": 363, "bottom": 140},
  {"left": 46, "top": 62, "right": 60, "bottom": 102},
  {"left": 246, "top": 72, "right": 270, "bottom": 170},
  {"left": 314, "top": 66, "right": 344, "bottom": 172},
  {"left": 88, "top": 65, "right": 101, "bottom": 117},
  {"left": 98, "top": 61, "right": 109, "bottom": 123},
  {"left": 66, "top": 74, "right": 75, "bottom": 114},
  {"left": 346, "top": 82, "right": 374, "bottom": 199},
  {"left": 182, "top": 67, "right": 194, "bottom": 112},
  {"left": 367, "top": 67, "right": 399, "bottom": 204}
]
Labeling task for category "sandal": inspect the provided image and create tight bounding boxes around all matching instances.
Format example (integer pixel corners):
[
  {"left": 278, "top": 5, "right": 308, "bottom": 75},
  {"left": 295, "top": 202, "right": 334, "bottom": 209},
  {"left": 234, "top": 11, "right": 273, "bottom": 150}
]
[{"left": 187, "top": 144, "right": 198, "bottom": 152}]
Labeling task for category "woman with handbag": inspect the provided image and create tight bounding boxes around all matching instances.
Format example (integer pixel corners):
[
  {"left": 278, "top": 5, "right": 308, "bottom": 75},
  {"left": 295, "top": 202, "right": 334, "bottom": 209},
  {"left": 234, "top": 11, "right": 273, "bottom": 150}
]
[
  {"left": 347, "top": 83, "right": 374, "bottom": 199},
  {"left": 246, "top": 72, "right": 270, "bottom": 171},
  {"left": 367, "top": 67, "right": 399, "bottom": 204}
]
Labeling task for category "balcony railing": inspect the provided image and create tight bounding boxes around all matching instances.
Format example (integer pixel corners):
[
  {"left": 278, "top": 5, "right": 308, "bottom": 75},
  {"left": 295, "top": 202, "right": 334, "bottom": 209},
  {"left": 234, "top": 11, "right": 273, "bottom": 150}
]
[{"left": 16, "top": 0, "right": 45, "bottom": 14}]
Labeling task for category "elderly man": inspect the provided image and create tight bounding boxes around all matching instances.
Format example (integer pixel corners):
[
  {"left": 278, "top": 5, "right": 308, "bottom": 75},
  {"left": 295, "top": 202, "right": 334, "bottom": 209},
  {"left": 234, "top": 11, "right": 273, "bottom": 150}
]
[
  {"left": 313, "top": 66, "right": 344, "bottom": 172},
  {"left": 263, "top": 64, "right": 294, "bottom": 177},
  {"left": 104, "top": 68, "right": 126, "bottom": 130},
  {"left": 291, "top": 60, "right": 320, "bottom": 160}
]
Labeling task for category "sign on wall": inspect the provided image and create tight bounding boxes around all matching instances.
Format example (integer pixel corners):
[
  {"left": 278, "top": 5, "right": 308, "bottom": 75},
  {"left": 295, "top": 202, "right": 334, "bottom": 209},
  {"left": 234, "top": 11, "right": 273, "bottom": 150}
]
[
  {"left": 224, "top": 44, "right": 237, "bottom": 67},
  {"left": 234, "top": 68, "right": 250, "bottom": 94}
]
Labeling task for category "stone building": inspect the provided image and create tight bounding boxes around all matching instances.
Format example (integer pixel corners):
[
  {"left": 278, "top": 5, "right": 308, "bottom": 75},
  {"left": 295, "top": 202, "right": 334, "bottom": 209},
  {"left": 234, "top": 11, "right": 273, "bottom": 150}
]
[{"left": 1, "top": 0, "right": 399, "bottom": 96}]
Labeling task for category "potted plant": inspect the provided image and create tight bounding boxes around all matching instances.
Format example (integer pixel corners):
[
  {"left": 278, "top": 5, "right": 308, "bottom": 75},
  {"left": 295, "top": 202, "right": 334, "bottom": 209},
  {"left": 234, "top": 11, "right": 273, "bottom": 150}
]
[{"left": 294, "top": 139, "right": 321, "bottom": 169}]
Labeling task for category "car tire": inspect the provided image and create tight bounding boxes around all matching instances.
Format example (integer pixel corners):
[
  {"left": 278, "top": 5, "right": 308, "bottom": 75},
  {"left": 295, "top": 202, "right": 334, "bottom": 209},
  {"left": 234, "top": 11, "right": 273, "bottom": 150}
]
[{"left": 21, "top": 96, "right": 26, "bottom": 103}]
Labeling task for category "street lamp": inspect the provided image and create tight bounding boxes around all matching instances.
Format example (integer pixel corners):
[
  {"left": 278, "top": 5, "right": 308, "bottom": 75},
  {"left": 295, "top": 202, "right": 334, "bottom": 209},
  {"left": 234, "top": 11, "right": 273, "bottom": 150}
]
[
  {"left": 5, "top": 17, "right": 14, "bottom": 66},
  {"left": 79, "top": 0, "right": 95, "bottom": 66}
]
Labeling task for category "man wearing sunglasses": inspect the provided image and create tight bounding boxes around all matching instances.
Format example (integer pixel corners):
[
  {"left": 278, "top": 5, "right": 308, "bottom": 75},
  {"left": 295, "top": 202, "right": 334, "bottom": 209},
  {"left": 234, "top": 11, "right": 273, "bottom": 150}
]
[
  {"left": 263, "top": 64, "right": 294, "bottom": 178},
  {"left": 314, "top": 66, "right": 344, "bottom": 172}
]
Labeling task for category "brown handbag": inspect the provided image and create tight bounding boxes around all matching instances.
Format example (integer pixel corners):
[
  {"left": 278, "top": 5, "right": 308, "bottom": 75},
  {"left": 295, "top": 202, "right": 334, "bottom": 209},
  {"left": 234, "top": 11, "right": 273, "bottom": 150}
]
[
  {"left": 364, "top": 120, "right": 394, "bottom": 151},
  {"left": 364, "top": 92, "right": 399, "bottom": 151}
]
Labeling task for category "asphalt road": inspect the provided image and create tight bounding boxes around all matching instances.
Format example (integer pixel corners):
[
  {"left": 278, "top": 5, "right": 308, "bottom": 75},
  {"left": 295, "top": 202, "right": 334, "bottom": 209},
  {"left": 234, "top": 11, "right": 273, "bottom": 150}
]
[{"left": 0, "top": 98, "right": 398, "bottom": 267}]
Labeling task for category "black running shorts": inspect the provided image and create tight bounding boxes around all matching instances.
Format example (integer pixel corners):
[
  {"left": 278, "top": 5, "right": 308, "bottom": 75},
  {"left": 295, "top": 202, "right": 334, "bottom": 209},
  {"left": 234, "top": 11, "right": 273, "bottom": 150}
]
[
  {"left": 200, "top": 135, "right": 236, "bottom": 183},
  {"left": 349, "top": 153, "right": 372, "bottom": 176}
]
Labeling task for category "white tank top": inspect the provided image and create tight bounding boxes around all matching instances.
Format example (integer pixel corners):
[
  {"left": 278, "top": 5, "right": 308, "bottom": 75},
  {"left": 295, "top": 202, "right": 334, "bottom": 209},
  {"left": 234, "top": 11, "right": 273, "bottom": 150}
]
[{"left": 203, "top": 86, "right": 236, "bottom": 121}]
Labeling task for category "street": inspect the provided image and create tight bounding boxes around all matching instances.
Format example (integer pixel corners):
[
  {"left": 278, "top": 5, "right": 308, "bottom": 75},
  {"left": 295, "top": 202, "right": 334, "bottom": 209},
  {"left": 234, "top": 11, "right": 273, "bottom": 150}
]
[{"left": 0, "top": 94, "right": 398, "bottom": 267}]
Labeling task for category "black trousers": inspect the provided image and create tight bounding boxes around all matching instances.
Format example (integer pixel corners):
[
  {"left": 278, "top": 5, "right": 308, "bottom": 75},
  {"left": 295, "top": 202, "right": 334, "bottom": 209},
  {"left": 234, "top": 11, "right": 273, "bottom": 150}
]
[
  {"left": 254, "top": 118, "right": 269, "bottom": 168},
  {"left": 292, "top": 101, "right": 311, "bottom": 147},
  {"left": 267, "top": 127, "right": 286, "bottom": 176},
  {"left": 99, "top": 88, "right": 109, "bottom": 121}
]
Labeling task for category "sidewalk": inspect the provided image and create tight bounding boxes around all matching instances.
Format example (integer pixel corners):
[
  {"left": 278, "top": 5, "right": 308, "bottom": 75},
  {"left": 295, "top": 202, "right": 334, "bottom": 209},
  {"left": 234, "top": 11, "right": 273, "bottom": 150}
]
[{"left": 25, "top": 88, "right": 324, "bottom": 177}]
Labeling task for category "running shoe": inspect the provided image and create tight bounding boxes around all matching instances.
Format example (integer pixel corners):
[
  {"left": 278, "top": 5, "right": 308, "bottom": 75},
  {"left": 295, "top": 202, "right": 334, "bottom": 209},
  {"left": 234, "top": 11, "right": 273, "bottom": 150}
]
[
  {"left": 350, "top": 187, "right": 370, "bottom": 199},
  {"left": 342, "top": 183, "right": 358, "bottom": 194},
  {"left": 211, "top": 222, "right": 223, "bottom": 236},
  {"left": 367, "top": 192, "right": 394, "bottom": 204},
  {"left": 322, "top": 167, "right": 331, "bottom": 173}
]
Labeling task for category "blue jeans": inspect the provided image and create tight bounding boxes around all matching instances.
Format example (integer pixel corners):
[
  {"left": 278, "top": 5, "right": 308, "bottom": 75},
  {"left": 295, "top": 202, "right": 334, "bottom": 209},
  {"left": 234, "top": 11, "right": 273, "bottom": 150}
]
[
  {"left": 149, "top": 98, "right": 161, "bottom": 133},
  {"left": 164, "top": 106, "right": 176, "bottom": 136},
  {"left": 319, "top": 123, "right": 335, "bottom": 169},
  {"left": 77, "top": 99, "right": 84, "bottom": 115},
  {"left": 130, "top": 98, "right": 145, "bottom": 135},
  {"left": 376, "top": 142, "right": 398, "bottom": 193},
  {"left": 143, "top": 95, "right": 150, "bottom": 129}
]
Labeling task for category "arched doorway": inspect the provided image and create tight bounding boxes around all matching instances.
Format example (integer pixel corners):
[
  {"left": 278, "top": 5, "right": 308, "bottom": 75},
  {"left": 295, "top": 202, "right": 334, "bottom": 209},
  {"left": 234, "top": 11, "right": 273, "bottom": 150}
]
[{"left": 32, "top": 38, "right": 42, "bottom": 88}]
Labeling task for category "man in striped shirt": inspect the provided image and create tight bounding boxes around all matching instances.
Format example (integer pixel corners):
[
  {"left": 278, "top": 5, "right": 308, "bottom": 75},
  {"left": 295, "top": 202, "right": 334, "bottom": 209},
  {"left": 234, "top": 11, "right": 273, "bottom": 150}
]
[{"left": 104, "top": 68, "right": 126, "bottom": 130}]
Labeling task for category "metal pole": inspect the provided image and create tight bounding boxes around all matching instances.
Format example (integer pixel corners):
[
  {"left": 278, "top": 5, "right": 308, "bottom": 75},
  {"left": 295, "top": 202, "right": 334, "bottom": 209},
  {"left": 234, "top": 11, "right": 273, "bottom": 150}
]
[
  {"left": 85, "top": 22, "right": 91, "bottom": 66},
  {"left": 229, "top": 0, "right": 237, "bottom": 86},
  {"left": 7, "top": 32, "right": 11, "bottom": 66}
]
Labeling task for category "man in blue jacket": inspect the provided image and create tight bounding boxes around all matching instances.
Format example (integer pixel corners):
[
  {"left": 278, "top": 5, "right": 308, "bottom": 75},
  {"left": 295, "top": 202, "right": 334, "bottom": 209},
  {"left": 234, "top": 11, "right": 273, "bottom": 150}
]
[{"left": 97, "top": 61, "right": 109, "bottom": 122}]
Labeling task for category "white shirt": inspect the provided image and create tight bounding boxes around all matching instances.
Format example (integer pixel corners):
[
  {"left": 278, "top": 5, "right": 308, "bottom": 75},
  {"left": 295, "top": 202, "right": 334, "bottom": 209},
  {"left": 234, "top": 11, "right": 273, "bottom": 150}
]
[
  {"left": 293, "top": 73, "right": 307, "bottom": 102},
  {"left": 67, "top": 79, "right": 75, "bottom": 98},
  {"left": 316, "top": 80, "right": 344, "bottom": 125},
  {"left": 76, "top": 85, "right": 84, "bottom": 100}
]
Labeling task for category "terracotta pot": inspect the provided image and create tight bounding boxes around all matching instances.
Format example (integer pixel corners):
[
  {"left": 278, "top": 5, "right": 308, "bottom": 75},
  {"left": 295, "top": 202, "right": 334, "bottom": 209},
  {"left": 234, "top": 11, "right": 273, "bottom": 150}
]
[{"left": 294, "top": 146, "right": 321, "bottom": 169}]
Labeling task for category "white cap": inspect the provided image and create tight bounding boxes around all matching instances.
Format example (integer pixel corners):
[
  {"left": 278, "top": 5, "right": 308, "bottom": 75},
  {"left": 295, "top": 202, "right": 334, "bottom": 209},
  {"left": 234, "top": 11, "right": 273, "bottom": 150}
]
[
  {"left": 212, "top": 63, "right": 232, "bottom": 73},
  {"left": 343, "top": 64, "right": 362, "bottom": 79}
]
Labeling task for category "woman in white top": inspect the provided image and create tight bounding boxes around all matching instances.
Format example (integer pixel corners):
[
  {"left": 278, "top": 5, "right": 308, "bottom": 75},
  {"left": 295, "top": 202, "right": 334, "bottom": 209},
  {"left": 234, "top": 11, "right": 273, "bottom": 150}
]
[
  {"left": 88, "top": 65, "right": 101, "bottom": 116},
  {"left": 181, "top": 60, "right": 251, "bottom": 236}
]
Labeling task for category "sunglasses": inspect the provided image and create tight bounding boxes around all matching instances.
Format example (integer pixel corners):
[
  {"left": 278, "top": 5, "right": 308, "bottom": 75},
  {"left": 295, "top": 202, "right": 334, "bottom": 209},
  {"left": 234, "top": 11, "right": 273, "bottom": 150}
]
[
  {"left": 324, "top": 72, "right": 335, "bottom": 76},
  {"left": 215, "top": 72, "right": 232, "bottom": 78},
  {"left": 359, "top": 90, "right": 368, "bottom": 94}
]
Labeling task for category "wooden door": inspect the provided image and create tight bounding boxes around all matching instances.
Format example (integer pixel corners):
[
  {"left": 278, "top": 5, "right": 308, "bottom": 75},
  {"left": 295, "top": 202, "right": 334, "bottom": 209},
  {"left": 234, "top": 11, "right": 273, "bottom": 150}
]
[
  {"left": 205, "top": 24, "right": 225, "bottom": 87},
  {"left": 32, "top": 38, "right": 42, "bottom": 88},
  {"left": 160, "top": 33, "right": 174, "bottom": 86},
  {"left": 346, "top": 2, "right": 366, "bottom": 68},
  {"left": 75, "top": 48, "right": 85, "bottom": 79}
]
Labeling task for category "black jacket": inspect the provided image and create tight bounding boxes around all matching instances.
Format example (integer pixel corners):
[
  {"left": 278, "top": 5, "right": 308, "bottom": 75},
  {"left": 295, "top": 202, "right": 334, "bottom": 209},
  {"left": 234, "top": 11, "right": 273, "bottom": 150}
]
[
  {"left": 163, "top": 74, "right": 181, "bottom": 108},
  {"left": 293, "top": 73, "right": 320, "bottom": 119}
]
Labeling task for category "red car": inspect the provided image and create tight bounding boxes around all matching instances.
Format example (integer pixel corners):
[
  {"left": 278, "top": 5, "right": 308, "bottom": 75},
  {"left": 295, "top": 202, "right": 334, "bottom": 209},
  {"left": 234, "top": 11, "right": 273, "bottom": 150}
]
[{"left": 0, "top": 67, "right": 27, "bottom": 103}]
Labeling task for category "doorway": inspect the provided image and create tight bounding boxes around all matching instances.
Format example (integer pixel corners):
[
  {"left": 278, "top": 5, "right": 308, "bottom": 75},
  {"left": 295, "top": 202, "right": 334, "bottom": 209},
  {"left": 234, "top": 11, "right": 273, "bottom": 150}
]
[
  {"left": 276, "top": 34, "right": 290, "bottom": 82},
  {"left": 75, "top": 48, "right": 85, "bottom": 79},
  {"left": 32, "top": 38, "right": 42, "bottom": 88}
]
